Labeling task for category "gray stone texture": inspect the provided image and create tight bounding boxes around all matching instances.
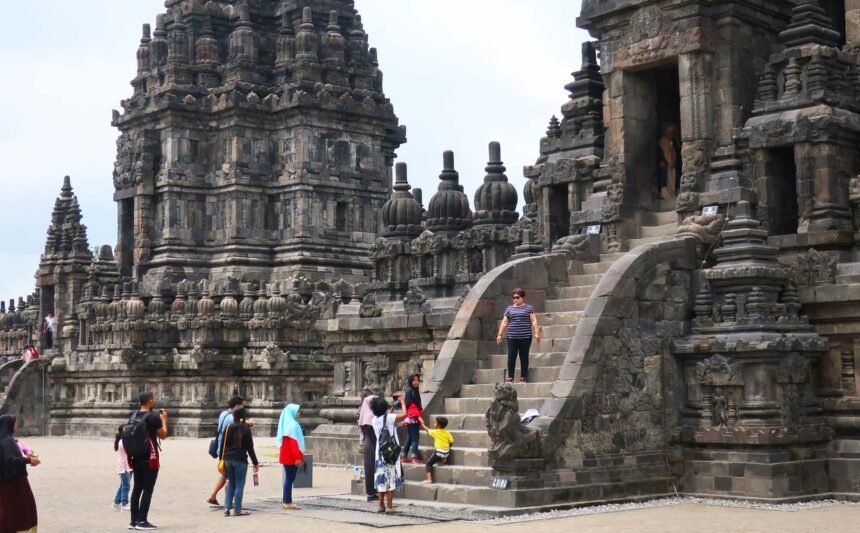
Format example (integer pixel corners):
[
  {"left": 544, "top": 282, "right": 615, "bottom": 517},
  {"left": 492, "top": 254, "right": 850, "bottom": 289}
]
[{"left": 2, "top": 0, "right": 860, "bottom": 511}]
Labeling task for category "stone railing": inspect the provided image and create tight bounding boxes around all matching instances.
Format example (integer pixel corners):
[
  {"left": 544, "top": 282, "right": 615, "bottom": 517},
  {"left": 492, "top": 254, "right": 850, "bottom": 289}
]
[
  {"left": 532, "top": 238, "right": 697, "bottom": 467},
  {"left": 422, "top": 253, "right": 569, "bottom": 415}
]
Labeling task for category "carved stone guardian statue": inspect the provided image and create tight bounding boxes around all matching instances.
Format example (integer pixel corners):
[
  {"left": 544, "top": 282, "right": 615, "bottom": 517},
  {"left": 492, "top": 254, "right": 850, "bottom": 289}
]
[{"left": 485, "top": 383, "right": 541, "bottom": 469}]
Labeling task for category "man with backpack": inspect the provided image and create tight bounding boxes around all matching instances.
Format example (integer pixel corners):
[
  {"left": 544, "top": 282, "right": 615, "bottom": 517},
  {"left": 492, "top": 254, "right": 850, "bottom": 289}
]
[
  {"left": 206, "top": 395, "right": 245, "bottom": 506},
  {"left": 122, "top": 391, "right": 168, "bottom": 530},
  {"left": 370, "top": 395, "right": 406, "bottom": 513}
]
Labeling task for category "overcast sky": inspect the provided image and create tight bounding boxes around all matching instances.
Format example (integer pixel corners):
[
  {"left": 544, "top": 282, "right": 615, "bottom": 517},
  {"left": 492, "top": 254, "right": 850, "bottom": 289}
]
[{"left": 0, "top": 0, "right": 587, "bottom": 302}]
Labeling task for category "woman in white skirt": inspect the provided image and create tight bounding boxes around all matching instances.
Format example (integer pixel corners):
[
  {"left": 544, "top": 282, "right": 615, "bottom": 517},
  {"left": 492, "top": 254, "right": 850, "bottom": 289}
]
[{"left": 371, "top": 395, "right": 407, "bottom": 513}]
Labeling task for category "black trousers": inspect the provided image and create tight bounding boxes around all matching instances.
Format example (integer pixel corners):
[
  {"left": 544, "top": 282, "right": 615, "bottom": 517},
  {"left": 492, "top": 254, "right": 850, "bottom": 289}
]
[
  {"left": 425, "top": 452, "right": 449, "bottom": 473},
  {"left": 506, "top": 337, "right": 532, "bottom": 380},
  {"left": 45, "top": 329, "right": 53, "bottom": 348},
  {"left": 130, "top": 460, "right": 159, "bottom": 523},
  {"left": 360, "top": 425, "right": 377, "bottom": 496}
]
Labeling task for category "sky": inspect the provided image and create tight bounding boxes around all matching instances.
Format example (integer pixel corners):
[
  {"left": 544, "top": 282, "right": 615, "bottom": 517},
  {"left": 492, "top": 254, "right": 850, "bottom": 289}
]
[{"left": 0, "top": 0, "right": 588, "bottom": 302}]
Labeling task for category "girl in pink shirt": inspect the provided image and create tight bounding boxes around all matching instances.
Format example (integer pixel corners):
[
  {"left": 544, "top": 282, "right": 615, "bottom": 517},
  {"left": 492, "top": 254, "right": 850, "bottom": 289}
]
[{"left": 113, "top": 425, "right": 132, "bottom": 511}]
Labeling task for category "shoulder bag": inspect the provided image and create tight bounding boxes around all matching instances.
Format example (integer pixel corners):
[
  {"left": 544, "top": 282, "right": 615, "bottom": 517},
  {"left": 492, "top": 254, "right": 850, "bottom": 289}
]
[{"left": 217, "top": 426, "right": 230, "bottom": 475}]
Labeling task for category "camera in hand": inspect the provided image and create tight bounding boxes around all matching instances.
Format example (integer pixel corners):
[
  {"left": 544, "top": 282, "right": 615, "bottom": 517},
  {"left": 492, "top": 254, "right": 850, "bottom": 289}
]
[{"left": 392, "top": 395, "right": 401, "bottom": 410}]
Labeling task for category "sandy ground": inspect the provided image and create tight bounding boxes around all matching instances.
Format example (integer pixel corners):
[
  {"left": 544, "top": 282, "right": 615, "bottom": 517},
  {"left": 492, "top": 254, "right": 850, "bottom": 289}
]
[{"left": 19, "top": 437, "right": 859, "bottom": 532}]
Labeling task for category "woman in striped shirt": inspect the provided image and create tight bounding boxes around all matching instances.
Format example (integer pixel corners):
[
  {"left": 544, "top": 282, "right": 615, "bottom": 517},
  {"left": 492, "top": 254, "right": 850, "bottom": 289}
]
[{"left": 496, "top": 288, "right": 541, "bottom": 383}]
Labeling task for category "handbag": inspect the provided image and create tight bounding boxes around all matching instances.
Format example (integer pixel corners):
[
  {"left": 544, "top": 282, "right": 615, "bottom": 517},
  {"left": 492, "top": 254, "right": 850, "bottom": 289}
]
[
  {"left": 217, "top": 426, "right": 230, "bottom": 475},
  {"left": 209, "top": 416, "right": 227, "bottom": 458}
]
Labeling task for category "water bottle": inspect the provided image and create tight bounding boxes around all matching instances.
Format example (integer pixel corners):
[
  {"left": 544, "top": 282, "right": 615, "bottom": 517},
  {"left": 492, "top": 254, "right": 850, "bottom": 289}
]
[
  {"left": 353, "top": 465, "right": 361, "bottom": 481},
  {"left": 253, "top": 472, "right": 259, "bottom": 487}
]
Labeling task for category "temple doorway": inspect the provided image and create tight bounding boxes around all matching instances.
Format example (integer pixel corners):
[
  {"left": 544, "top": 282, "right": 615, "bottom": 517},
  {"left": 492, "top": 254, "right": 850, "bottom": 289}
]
[
  {"left": 548, "top": 183, "right": 571, "bottom": 244},
  {"left": 622, "top": 62, "right": 681, "bottom": 210},
  {"left": 119, "top": 198, "right": 134, "bottom": 277},
  {"left": 763, "top": 146, "right": 799, "bottom": 235}
]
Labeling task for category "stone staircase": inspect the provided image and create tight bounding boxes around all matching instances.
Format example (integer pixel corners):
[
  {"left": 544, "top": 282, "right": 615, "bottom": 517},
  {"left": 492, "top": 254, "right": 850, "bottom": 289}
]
[
  {"left": 400, "top": 253, "right": 619, "bottom": 505},
  {"left": 626, "top": 209, "right": 678, "bottom": 249},
  {"left": 398, "top": 209, "right": 679, "bottom": 507}
]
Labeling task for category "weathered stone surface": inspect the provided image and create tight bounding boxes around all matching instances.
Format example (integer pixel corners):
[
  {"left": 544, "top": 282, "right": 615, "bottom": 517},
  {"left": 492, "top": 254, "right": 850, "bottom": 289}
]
[{"left": 3, "top": 0, "right": 860, "bottom": 510}]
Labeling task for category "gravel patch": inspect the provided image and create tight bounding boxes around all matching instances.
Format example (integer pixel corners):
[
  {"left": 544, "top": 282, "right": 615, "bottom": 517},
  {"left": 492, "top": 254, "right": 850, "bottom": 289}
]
[{"left": 486, "top": 497, "right": 858, "bottom": 524}]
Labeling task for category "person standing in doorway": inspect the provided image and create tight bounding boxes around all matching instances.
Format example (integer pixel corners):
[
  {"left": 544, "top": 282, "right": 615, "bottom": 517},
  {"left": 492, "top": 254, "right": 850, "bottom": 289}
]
[
  {"left": 206, "top": 395, "right": 245, "bottom": 507},
  {"left": 277, "top": 403, "right": 305, "bottom": 510},
  {"left": 358, "top": 393, "right": 379, "bottom": 502},
  {"left": 658, "top": 124, "right": 681, "bottom": 200},
  {"left": 43, "top": 312, "right": 56, "bottom": 349},
  {"left": 496, "top": 288, "right": 541, "bottom": 383},
  {"left": 127, "top": 391, "right": 168, "bottom": 531}
]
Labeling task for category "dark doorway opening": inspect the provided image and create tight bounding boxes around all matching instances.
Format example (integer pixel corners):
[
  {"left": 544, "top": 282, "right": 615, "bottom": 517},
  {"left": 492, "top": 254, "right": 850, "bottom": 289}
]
[
  {"left": 820, "top": 0, "right": 846, "bottom": 47},
  {"left": 120, "top": 198, "right": 134, "bottom": 277},
  {"left": 623, "top": 61, "right": 682, "bottom": 210},
  {"left": 549, "top": 184, "right": 571, "bottom": 244},
  {"left": 765, "top": 147, "right": 798, "bottom": 235},
  {"left": 336, "top": 202, "right": 348, "bottom": 231},
  {"left": 654, "top": 64, "right": 682, "bottom": 206}
]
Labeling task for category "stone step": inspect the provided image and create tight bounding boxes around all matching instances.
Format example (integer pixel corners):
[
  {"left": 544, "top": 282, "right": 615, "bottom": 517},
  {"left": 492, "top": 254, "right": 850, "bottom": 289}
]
[
  {"left": 417, "top": 429, "right": 491, "bottom": 449},
  {"left": 472, "top": 366, "right": 562, "bottom": 384},
  {"left": 485, "top": 351, "right": 567, "bottom": 368},
  {"left": 655, "top": 199, "right": 676, "bottom": 211},
  {"left": 582, "top": 261, "right": 615, "bottom": 275},
  {"left": 436, "top": 414, "right": 489, "bottom": 431},
  {"left": 640, "top": 222, "right": 677, "bottom": 238},
  {"left": 550, "top": 285, "right": 596, "bottom": 299},
  {"left": 542, "top": 324, "right": 578, "bottom": 338},
  {"left": 544, "top": 297, "right": 590, "bottom": 312},
  {"left": 402, "top": 462, "right": 493, "bottom": 486},
  {"left": 543, "top": 337, "right": 571, "bottom": 352},
  {"left": 568, "top": 273, "right": 604, "bottom": 285},
  {"left": 626, "top": 235, "right": 671, "bottom": 249},
  {"left": 641, "top": 211, "right": 677, "bottom": 226},
  {"left": 836, "top": 274, "right": 860, "bottom": 283},
  {"left": 443, "top": 396, "right": 547, "bottom": 414},
  {"left": 459, "top": 382, "right": 553, "bottom": 399},
  {"left": 398, "top": 446, "right": 489, "bottom": 468},
  {"left": 402, "top": 480, "right": 502, "bottom": 505},
  {"left": 536, "top": 310, "right": 584, "bottom": 326}
]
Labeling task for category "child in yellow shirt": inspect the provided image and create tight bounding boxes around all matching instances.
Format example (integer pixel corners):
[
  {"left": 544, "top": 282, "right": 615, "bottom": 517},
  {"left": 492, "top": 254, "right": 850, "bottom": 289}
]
[{"left": 419, "top": 417, "right": 453, "bottom": 483}]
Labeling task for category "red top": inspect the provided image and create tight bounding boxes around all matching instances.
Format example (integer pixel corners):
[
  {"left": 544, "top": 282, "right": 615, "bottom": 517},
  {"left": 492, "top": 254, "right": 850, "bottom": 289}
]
[{"left": 279, "top": 437, "right": 304, "bottom": 466}]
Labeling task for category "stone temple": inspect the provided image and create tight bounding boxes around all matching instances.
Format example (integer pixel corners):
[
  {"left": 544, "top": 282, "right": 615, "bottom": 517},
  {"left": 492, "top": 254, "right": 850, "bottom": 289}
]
[{"left": 1, "top": 0, "right": 860, "bottom": 510}]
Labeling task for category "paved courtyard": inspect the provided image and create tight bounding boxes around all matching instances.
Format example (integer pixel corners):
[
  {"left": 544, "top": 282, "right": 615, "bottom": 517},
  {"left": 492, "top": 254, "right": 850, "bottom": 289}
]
[{"left": 21, "top": 437, "right": 859, "bottom": 532}]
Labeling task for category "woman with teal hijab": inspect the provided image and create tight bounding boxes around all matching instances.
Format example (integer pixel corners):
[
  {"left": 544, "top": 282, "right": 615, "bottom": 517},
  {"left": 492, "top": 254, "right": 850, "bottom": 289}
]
[{"left": 276, "top": 403, "right": 305, "bottom": 510}]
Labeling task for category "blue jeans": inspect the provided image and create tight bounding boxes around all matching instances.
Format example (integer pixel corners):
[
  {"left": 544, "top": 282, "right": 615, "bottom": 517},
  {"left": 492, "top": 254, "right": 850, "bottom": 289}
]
[
  {"left": 224, "top": 461, "right": 248, "bottom": 513},
  {"left": 283, "top": 465, "right": 298, "bottom": 504},
  {"left": 402, "top": 423, "right": 420, "bottom": 458},
  {"left": 114, "top": 472, "right": 130, "bottom": 506},
  {"left": 507, "top": 337, "right": 532, "bottom": 380}
]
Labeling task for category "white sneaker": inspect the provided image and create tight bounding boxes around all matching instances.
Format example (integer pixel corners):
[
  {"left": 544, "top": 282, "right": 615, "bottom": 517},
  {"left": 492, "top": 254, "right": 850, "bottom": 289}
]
[
  {"left": 121, "top": 504, "right": 131, "bottom": 511},
  {"left": 113, "top": 503, "right": 122, "bottom": 511}
]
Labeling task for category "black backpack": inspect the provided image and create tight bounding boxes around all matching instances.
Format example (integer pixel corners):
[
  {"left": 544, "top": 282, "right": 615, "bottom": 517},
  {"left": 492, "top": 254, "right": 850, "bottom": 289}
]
[
  {"left": 121, "top": 411, "right": 152, "bottom": 458},
  {"left": 378, "top": 414, "right": 401, "bottom": 465}
]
